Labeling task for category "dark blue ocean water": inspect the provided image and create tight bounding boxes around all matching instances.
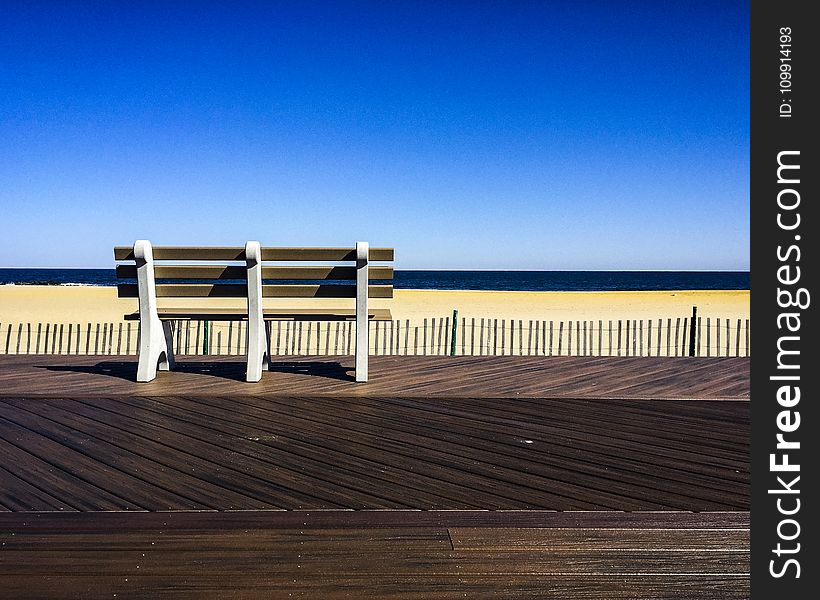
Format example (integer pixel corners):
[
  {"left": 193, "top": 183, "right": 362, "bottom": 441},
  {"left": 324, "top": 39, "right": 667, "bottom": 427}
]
[{"left": 0, "top": 269, "right": 749, "bottom": 291}]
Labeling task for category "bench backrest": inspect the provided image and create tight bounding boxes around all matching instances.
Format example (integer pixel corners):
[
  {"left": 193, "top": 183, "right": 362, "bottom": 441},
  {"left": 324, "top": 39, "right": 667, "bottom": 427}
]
[{"left": 114, "top": 243, "right": 394, "bottom": 300}]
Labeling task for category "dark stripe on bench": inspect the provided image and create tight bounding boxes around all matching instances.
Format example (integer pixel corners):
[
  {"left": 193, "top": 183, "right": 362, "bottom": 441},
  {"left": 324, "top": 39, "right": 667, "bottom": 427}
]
[
  {"left": 115, "top": 265, "right": 394, "bottom": 281},
  {"left": 117, "top": 284, "right": 394, "bottom": 298}
]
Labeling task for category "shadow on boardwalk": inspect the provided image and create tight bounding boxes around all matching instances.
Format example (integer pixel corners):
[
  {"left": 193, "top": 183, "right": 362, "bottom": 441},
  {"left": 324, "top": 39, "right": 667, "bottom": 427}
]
[{"left": 39, "top": 359, "right": 355, "bottom": 383}]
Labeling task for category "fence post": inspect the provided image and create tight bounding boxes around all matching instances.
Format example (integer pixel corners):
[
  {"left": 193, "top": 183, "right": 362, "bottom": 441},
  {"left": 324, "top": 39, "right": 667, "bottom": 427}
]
[
  {"left": 450, "top": 310, "right": 458, "bottom": 356},
  {"left": 688, "top": 306, "right": 697, "bottom": 357},
  {"left": 203, "top": 320, "right": 209, "bottom": 355}
]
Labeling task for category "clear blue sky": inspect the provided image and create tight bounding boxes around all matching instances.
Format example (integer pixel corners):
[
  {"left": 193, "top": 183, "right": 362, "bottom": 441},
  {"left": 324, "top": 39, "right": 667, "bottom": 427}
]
[{"left": 1, "top": 1, "right": 749, "bottom": 270}]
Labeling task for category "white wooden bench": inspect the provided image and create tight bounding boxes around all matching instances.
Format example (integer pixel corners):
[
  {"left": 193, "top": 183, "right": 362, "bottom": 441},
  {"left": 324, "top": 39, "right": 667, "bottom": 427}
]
[{"left": 114, "top": 241, "right": 394, "bottom": 383}]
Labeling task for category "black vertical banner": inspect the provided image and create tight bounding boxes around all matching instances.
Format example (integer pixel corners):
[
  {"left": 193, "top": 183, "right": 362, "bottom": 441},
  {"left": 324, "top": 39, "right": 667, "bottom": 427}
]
[{"left": 751, "top": 0, "right": 817, "bottom": 596}]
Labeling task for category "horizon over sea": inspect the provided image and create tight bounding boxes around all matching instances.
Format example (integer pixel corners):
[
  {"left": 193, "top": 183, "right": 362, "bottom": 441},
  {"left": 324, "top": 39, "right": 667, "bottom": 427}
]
[{"left": 0, "top": 269, "right": 749, "bottom": 292}]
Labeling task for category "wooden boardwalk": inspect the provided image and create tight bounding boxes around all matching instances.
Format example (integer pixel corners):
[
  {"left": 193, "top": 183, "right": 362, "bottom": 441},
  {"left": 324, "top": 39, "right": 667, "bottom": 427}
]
[{"left": 0, "top": 355, "right": 749, "bottom": 598}]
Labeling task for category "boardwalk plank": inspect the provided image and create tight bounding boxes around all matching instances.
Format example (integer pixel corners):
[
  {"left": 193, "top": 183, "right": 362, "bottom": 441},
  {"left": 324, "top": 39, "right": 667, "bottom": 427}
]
[{"left": 0, "top": 520, "right": 749, "bottom": 599}]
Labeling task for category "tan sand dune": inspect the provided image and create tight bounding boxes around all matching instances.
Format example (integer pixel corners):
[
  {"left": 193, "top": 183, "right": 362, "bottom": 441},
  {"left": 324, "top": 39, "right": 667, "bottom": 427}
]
[{"left": 0, "top": 286, "right": 748, "bottom": 325}]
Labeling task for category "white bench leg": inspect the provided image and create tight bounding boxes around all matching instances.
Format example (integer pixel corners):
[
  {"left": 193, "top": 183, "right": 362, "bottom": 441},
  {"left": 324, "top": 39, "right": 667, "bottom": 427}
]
[
  {"left": 134, "top": 240, "right": 174, "bottom": 382},
  {"left": 137, "top": 316, "right": 174, "bottom": 382},
  {"left": 246, "top": 331, "right": 269, "bottom": 382},
  {"left": 160, "top": 321, "right": 176, "bottom": 371},
  {"left": 245, "top": 241, "right": 269, "bottom": 383},
  {"left": 355, "top": 241, "right": 369, "bottom": 382}
]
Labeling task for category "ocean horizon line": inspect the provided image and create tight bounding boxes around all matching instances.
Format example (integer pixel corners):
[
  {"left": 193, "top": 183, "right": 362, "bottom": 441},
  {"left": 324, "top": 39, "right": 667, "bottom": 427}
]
[{"left": 0, "top": 268, "right": 750, "bottom": 292}]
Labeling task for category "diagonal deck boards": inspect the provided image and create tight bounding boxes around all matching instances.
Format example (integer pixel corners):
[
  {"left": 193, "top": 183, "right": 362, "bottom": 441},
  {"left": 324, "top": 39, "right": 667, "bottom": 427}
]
[
  {"left": 0, "top": 396, "right": 749, "bottom": 512},
  {"left": 0, "top": 355, "right": 749, "bottom": 399},
  {"left": 0, "top": 356, "right": 749, "bottom": 512}
]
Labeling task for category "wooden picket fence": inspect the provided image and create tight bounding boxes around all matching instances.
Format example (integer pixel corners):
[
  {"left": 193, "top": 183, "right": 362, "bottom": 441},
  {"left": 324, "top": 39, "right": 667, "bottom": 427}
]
[{"left": 0, "top": 316, "right": 750, "bottom": 357}]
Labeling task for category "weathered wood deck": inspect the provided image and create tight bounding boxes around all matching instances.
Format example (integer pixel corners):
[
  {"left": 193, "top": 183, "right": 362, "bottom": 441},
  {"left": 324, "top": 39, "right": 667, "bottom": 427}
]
[{"left": 0, "top": 355, "right": 749, "bottom": 598}]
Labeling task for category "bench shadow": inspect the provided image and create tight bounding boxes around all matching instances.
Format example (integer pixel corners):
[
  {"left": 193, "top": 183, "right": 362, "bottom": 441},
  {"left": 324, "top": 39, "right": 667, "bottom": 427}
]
[
  {"left": 39, "top": 359, "right": 355, "bottom": 383},
  {"left": 40, "top": 362, "right": 142, "bottom": 382},
  {"left": 267, "top": 361, "right": 355, "bottom": 382}
]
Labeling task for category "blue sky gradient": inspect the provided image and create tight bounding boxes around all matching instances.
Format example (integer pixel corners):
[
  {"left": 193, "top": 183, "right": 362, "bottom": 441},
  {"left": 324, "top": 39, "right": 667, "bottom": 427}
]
[{"left": 1, "top": 1, "right": 749, "bottom": 269}]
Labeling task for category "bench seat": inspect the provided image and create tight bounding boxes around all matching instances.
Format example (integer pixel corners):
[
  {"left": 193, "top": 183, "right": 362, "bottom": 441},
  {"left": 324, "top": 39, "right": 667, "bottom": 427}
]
[{"left": 124, "top": 308, "right": 393, "bottom": 321}]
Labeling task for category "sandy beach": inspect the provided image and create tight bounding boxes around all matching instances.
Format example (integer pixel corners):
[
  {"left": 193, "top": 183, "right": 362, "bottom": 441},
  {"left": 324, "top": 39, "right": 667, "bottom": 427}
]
[{"left": 0, "top": 285, "right": 749, "bottom": 325}]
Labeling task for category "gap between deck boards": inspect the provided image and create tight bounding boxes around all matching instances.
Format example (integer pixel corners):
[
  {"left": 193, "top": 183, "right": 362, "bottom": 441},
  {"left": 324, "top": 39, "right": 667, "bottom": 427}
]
[{"left": 0, "top": 510, "right": 750, "bottom": 532}]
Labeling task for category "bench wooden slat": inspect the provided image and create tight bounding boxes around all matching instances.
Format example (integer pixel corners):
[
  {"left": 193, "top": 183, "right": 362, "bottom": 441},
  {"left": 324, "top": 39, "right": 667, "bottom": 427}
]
[
  {"left": 260, "top": 247, "right": 394, "bottom": 261},
  {"left": 116, "top": 265, "right": 246, "bottom": 279},
  {"left": 118, "top": 283, "right": 393, "bottom": 299},
  {"left": 114, "top": 247, "right": 246, "bottom": 261},
  {"left": 114, "top": 247, "right": 394, "bottom": 261},
  {"left": 116, "top": 265, "right": 393, "bottom": 281},
  {"left": 123, "top": 308, "right": 393, "bottom": 321}
]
